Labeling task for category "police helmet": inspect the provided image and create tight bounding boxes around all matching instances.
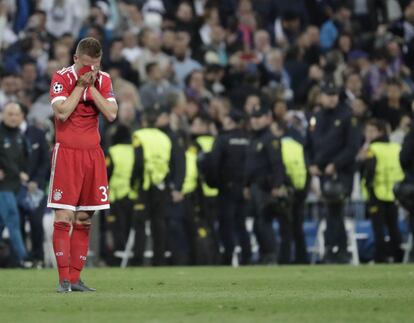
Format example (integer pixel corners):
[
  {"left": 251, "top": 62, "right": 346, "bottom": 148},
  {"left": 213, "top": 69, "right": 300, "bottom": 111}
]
[
  {"left": 393, "top": 181, "right": 414, "bottom": 210},
  {"left": 322, "top": 179, "right": 347, "bottom": 203}
]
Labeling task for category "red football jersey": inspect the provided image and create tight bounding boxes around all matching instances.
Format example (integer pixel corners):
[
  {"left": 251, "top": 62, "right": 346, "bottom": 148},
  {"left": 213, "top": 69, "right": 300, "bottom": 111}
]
[{"left": 49, "top": 65, "right": 116, "bottom": 149}]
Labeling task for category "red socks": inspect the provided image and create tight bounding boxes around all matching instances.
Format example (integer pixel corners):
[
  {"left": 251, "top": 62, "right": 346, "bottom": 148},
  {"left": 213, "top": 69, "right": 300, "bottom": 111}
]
[
  {"left": 52, "top": 222, "right": 71, "bottom": 283},
  {"left": 69, "top": 223, "right": 91, "bottom": 284}
]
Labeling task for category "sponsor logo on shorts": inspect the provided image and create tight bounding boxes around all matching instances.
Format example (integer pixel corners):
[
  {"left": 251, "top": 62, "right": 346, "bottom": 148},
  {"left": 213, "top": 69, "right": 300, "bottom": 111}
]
[
  {"left": 53, "top": 189, "right": 63, "bottom": 201},
  {"left": 80, "top": 255, "right": 87, "bottom": 261},
  {"left": 55, "top": 252, "right": 63, "bottom": 256}
]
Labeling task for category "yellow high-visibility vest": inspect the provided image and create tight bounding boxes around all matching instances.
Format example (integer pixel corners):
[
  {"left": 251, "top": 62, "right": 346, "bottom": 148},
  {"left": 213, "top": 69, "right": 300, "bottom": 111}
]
[
  {"left": 182, "top": 145, "right": 198, "bottom": 195},
  {"left": 108, "top": 144, "right": 134, "bottom": 202},
  {"left": 281, "top": 137, "right": 307, "bottom": 190},
  {"left": 132, "top": 128, "right": 172, "bottom": 191},
  {"left": 369, "top": 142, "right": 404, "bottom": 201}
]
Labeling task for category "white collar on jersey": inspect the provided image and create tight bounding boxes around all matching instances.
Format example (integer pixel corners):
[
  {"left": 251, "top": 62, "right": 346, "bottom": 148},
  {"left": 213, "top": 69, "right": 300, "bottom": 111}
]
[{"left": 71, "top": 65, "right": 78, "bottom": 80}]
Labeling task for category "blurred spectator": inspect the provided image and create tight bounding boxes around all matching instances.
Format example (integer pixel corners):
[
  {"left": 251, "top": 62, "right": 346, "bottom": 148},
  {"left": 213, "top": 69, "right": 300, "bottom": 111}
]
[
  {"left": 390, "top": 113, "right": 412, "bottom": 144},
  {"left": 39, "top": 0, "right": 88, "bottom": 38},
  {"left": 136, "top": 28, "right": 170, "bottom": 82},
  {"left": 274, "top": 11, "right": 303, "bottom": 48},
  {"left": 104, "top": 37, "right": 137, "bottom": 83},
  {"left": 320, "top": 4, "right": 352, "bottom": 51},
  {"left": 18, "top": 104, "right": 49, "bottom": 268},
  {"left": 140, "top": 62, "right": 176, "bottom": 110},
  {"left": 373, "top": 77, "right": 411, "bottom": 130},
  {"left": 172, "top": 32, "right": 203, "bottom": 88},
  {"left": 0, "top": 73, "right": 20, "bottom": 112},
  {"left": 185, "top": 70, "right": 212, "bottom": 109},
  {"left": 0, "top": 102, "right": 30, "bottom": 267},
  {"left": 121, "top": 30, "right": 142, "bottom": 65}
]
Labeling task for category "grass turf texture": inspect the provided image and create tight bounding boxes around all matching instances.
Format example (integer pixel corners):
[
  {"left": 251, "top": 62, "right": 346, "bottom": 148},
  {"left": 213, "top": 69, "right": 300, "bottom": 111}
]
[{"left": 0, "top": 265, "right": 413, "bottom": 323}]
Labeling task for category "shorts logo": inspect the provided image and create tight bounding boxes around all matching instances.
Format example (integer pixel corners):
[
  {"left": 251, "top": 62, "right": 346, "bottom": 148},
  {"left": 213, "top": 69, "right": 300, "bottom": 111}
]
[
  {"left": 53, "top": 82, "right": 63, "bottom": 94},
  {"left": 53, "top": 189, "right": 63, "bottom": 201}
]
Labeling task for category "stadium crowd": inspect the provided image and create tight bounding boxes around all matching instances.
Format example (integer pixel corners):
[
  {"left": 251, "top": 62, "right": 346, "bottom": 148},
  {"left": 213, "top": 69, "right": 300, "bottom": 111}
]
[{"left": 1, "top": 0, "right": 414, "bottom": 267}]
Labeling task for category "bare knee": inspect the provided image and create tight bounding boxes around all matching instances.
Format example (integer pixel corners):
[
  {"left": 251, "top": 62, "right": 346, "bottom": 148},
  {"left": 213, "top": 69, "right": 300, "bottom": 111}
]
[
  {"left": 75, "top": 211, "right": 94, "bottom": 225},
  {"left": 54, "top": 209, "right": 75, "bottom": 223}
]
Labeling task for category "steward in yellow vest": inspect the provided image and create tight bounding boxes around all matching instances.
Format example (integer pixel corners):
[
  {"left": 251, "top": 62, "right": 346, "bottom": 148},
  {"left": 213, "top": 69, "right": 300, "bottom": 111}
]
[
  {"left": 187, "top": 114, "right": 220, "bottom": 264},
  {"left": 106, "top": 125, "right": 135, "bottom": 260},
  {"left": 281, "top": 134, "right": 309, "bottom": 264},
  {"left": 362, "top": 119, "right": 403, "bottom": 263},
  {"left": 131, "top": 108, "right": 173, "bottom": 266}
]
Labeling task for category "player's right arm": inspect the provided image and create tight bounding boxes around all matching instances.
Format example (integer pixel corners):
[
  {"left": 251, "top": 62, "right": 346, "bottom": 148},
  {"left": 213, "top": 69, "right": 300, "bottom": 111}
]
[{"left": 50, "top": 72, "right": 93, "bottom": 122}]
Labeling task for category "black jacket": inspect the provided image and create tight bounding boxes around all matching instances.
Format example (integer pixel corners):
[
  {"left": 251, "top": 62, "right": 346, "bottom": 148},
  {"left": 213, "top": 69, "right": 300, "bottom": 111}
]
[
  {"left": 400, "top": 121, "right": 414, "bottom": 182},
  {"left": 24, "top": 125, "right": 49, "bottom": 190},
  {"left": 160, "top": 126, "right": 186, "bottom": 192},
  {"left": 0, "top": 123, "right": 29, "bottom": 193},
  {"left": 244, "top": 127, "right": 286, "bottom": 191},
  {"left": 305, "top": 105, "right": 361, "bottom": 174},
  {"left": 211, "top": 128, "right": 249, "bottom": 189}
]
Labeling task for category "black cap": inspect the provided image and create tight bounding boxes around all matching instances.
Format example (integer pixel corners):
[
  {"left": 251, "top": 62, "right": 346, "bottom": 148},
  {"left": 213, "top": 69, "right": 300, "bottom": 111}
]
[
  {"left": 228, "top": 109, "right": 245, "bottom": 123},
  {"left": 321, "top": 81, "right": 339, "bottom": 95},
  {"left": 250, "top": 105, "right": 270, "bottom": 118}
]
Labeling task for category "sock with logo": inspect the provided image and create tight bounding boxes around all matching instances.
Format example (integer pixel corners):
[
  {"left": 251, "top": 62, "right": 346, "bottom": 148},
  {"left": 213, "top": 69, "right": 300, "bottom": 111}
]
[
  {"left": 52, "top": 221, "right": 71, "bottom": 283},
  {"left": 69, "top": 223, "right": 91, "bottom": 284}
]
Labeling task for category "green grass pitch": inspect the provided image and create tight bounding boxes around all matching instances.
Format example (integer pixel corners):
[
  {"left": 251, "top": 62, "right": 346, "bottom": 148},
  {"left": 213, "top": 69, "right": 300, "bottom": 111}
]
[{"left": 1, "top": 265, "right": 414, "bottom": 323}]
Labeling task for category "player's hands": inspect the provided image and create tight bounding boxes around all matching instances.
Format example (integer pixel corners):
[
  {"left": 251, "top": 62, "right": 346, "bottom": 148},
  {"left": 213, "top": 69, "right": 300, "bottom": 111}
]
[
  {"left": 171, "top": 190, "right": 184, "bottom": 203},
  {"left": 76, "top": 72, "right": 94, "bottom": 88},
  {"left": 89, "top": 69, "right": 100, "bottom": 88},
  {"left": 0, "top": 169, "right": 4, "bottom": 181},
  {"left": 20, "top": 172, "right": 29, "bottom": 184}
]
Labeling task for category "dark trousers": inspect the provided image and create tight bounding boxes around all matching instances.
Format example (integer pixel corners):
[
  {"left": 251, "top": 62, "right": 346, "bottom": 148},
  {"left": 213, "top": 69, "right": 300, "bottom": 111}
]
[
  {"left": 251, "top": 185, "right": 292, "bottom": 264},
  {"left": 184, "top": 191, "right": 217, "bottom": 265},
  {"left": 218, "top": 188, "right": 251, "bottom": 265},
  {"left": 19, "top": 196, "right": 47, "bottom": 261},
  {"left": 291, "top": 191, "right": 308, "bottom": 264},
  {"left": 321, "top": 175, "right": 352, "bottom": 258},
  {"left": 133, "top": 186, "right": 167, "bottom": 266},
  {"left": 166, "top": 200, "right": 189, "bottom": 265},
  {"left": 324, "top": 201, "right": 348, "bottom": 255},
  {"left": 108, "top": 197, "right": 133, "bottom": 251},
  {"left": 201, "top": 196, "right": 220, "bottom": 263},
  {"left": 368, "top": 199, "right": 403, "bottom": 263}
]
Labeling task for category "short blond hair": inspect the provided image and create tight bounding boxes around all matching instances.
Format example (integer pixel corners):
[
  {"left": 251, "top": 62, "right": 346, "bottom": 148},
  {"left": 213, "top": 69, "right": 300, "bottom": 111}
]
[{"left": 76, "top": 37, "right": 102, "bottom": 58}]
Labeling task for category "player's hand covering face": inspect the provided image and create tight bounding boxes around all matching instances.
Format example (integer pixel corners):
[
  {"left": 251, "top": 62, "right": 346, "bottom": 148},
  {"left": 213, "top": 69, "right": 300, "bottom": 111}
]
[{"left": 74, "top": 54, "right": 101, "bottom": 74}]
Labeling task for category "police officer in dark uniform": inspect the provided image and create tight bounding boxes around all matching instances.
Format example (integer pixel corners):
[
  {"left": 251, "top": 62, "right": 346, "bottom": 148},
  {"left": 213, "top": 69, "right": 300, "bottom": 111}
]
[
  {"left": 399, "top": 104, "right": 414, "bottom": 240},
  {"left": 244, "top": 105, "right": 287, "bottom": 264},
  {"left": 210, "top": 110, "right": 251, "bottom": 265},
  {"left": 305, "top": 82, "right": 360, "bottom": 263}
]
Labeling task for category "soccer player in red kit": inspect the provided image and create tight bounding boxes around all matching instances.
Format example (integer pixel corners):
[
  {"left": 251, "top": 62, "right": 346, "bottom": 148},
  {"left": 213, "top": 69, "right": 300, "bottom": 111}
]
[{"left": 48, "top": 37, "right": 117, "bottom": 292}]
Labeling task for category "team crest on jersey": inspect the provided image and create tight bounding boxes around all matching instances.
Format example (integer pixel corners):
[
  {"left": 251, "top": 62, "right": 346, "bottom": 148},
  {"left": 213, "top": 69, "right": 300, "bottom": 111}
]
[
  {"left": 53, "top": 82, "right": 63, "bottom": 94},
  {"left": 53, "top": 189, "right": 63, "bottom": 201}
]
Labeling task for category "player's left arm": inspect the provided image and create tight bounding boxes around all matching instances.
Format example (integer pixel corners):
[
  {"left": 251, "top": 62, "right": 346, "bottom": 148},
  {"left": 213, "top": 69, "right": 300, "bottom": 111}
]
[{"left": 89, "top": 72, "right": 118, "bottom": 122}]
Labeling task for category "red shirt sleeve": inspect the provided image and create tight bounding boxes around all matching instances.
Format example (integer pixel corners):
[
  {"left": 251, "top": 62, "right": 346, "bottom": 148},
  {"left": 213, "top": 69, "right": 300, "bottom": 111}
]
[
  {"left": 99, "top": 73, "right": 116, "bottom": 102},
  {"left": 50, "top": 72, "right": 70, "bottom": 105}
]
